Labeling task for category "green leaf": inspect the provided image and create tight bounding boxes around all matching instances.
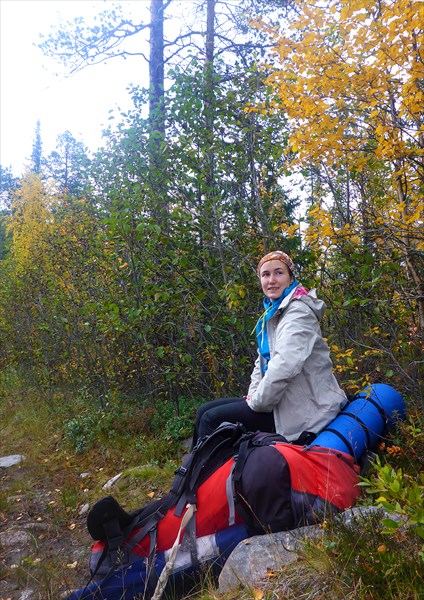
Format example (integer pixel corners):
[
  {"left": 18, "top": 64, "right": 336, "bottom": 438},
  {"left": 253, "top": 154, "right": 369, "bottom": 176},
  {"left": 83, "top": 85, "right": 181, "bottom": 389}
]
[
  {"left": 416, "top": 509, "right": 424, "bottom": 524},
  {"left": 381, "top": 518, "right": 399, "bottom": 529},
  {"left": 389, "top": 479, "right": 401, "bottom": 493}
]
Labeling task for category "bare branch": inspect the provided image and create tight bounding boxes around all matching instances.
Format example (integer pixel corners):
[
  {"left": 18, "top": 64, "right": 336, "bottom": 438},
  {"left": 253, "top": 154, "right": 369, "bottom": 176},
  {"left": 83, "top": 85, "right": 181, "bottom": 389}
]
[{"left": 38, "top": 10, "right": 151, "bottom": 75}]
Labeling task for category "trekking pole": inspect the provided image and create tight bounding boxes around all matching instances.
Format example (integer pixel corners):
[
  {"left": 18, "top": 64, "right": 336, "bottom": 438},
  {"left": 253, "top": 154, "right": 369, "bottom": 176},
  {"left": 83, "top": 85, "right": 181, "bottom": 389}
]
[{"left": 151, "top": 503, "right": 196, "bottom": 600}]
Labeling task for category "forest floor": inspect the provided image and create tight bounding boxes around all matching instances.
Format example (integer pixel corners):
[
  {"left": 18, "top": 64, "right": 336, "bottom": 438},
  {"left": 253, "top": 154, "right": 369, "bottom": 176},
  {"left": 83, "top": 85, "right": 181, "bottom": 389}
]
[
  {"left": 0, "top": 432, "right": 95, "bottom": 599},
  {"left": 1, "top": 386, "right": 423, "bottom": 600},
  {"left": 0, "top": 389, "right": 185, "bottom": 600}
]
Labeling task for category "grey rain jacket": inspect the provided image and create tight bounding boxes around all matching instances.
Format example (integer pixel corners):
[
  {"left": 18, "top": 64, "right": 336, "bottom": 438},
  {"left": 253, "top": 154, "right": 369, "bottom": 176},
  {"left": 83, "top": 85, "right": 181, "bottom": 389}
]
[{"left": 247, "top": 286, "right": 346, "bottom": 441}]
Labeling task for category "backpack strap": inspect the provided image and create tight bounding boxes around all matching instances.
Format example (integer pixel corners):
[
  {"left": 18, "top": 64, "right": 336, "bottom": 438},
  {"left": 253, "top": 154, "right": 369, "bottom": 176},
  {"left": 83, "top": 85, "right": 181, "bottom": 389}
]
[
  {"left": 79, "top": 507, "right": 135, "bottom": 597},
  {"left": 175, "top": 421, "right": 247, "bottom": 515},
  {"left": 231, "top": 438, "right": 250, "bottom": 485},
  {"left": 226, "top": 461, "right": 237, "bottom": 526}
]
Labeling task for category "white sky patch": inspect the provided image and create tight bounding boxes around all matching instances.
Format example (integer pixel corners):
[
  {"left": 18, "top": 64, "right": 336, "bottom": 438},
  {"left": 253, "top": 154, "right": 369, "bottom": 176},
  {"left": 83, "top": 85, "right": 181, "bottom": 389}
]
[{"left": 0, "top": 0, "right": 153, "bottom": 176}]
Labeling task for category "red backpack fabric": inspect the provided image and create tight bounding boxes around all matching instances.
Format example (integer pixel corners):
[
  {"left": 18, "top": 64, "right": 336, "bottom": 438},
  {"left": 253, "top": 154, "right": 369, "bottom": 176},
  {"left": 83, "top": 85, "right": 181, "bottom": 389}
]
[
  {"left": 92, "top": 455, "right": 245, "bottom": 560},
  {"left": 232, "top": 434, "right": 360, "bottom": 534}
]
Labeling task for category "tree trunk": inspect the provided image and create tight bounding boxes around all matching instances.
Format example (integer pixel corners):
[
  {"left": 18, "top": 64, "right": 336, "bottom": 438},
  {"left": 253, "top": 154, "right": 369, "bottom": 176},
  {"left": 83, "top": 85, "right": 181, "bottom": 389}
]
[
  {"left": 204, "top": 0, "right": 227, "bottom": 283},
  {"left": 149, "top": 0, "right": 165, "bottom": 154},
  {"left": 148, "top": 0, "right": 167, "bottom": 221},
  {"left": 388, "top": 92, "right": 424, "bottom": 333}
]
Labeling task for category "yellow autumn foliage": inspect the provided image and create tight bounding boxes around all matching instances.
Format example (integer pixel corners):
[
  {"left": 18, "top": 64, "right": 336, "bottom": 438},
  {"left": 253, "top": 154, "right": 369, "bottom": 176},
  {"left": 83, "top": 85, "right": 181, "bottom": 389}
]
[
  {"left": 253, "top": 0, "right": 422, "bottom": 174},
  {"left": 7, "top": 173, "right": 57, "bottom": 270}
]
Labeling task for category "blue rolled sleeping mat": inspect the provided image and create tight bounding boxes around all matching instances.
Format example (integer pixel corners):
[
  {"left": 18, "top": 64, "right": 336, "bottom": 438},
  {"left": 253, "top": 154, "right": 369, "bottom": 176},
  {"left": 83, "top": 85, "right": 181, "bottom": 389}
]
[{"left": 310, "top": 383, "right": 406, "bottom": 462}]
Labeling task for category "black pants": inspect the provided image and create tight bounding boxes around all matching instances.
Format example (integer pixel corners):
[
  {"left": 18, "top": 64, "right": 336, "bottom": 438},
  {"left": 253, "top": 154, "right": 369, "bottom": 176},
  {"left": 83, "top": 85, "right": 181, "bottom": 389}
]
[{"left": 191, "top": 397, "right": 275, "bottom": 449}]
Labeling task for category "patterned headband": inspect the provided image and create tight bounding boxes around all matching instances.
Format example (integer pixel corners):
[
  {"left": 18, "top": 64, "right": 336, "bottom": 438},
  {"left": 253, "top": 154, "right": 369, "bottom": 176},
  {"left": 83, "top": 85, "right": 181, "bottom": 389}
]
[{"left": 257, "top": 251, "right": 296, "bottom": 275}]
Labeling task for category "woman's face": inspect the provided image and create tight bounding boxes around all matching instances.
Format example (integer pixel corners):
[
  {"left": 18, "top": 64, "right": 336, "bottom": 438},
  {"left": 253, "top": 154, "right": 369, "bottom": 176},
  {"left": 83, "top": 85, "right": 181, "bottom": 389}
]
[{"left": 259, "top": 259, "right": 294, "bottom": 300}]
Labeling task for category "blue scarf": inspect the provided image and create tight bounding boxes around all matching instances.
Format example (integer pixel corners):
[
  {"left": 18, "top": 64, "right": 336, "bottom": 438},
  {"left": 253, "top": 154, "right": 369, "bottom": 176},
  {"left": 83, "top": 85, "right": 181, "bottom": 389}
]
[{"left": 255, "top": 280, "right": 299, "bottom": 372}]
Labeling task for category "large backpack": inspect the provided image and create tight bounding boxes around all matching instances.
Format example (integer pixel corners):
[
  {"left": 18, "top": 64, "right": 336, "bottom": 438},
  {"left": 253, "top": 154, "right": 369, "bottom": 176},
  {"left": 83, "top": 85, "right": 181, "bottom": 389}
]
[
  {"left": 67, "top": 424, "right": 360, "bottom": 600},
  {"left": 67, "top": 422, "right": 251, "bottom": 600}
]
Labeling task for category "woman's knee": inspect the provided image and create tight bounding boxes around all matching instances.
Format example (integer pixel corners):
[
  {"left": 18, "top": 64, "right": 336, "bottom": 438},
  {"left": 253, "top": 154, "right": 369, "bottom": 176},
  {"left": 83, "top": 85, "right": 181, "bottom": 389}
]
[
  {"left": 196, "top": 397, "right": 241, "bottom": 421},
  {"left": 201, "top": 400, "right": 244, "bottom": 431},
  {"left": 198, "top": 406, "right": 225, "bottom": 436}
]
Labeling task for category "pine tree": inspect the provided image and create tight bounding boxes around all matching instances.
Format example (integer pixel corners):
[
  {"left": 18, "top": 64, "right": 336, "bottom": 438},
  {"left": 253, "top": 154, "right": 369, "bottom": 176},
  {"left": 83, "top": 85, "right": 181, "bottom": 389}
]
[{"left": 31, "top": 120, "right": 43, "bottom": 174}]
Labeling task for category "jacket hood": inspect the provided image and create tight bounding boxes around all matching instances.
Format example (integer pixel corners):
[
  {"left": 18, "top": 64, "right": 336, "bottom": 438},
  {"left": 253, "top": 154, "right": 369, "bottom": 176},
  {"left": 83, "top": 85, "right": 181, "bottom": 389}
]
[{"left": 278, "top": 286, "right": 327, "bottom": 320}]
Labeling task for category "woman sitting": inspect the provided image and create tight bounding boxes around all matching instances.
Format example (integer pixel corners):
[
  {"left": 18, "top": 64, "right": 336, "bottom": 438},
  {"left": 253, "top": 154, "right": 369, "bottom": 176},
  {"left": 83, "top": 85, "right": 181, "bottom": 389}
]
[{"left": 192, "top": 250, "right": 346, "bottom": 447}]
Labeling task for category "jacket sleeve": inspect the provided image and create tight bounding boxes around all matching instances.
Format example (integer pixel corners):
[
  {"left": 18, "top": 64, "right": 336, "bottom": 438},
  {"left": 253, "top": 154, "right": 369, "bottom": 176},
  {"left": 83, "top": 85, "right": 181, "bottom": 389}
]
[{"left": 246, "top": 300, "right": 320, "bottom": 413}]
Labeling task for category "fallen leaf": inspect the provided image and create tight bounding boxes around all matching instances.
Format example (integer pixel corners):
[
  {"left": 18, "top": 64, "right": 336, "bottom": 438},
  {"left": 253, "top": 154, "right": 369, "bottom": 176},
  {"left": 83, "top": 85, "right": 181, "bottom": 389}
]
[
  {"left": 68, "top": 523, "right": 76, "bottom": 530},
  {"left": 253, "top": 589, "right": 264, "bottom": 600},
  {"left": 147, "top": 491, "right": 155, "bottom": 499},
  {"left": 66, "top": 561, "right": 78, "bottom": 569},
  {"left": 266, "top": 568, "right": 277, "bottom": 578}
]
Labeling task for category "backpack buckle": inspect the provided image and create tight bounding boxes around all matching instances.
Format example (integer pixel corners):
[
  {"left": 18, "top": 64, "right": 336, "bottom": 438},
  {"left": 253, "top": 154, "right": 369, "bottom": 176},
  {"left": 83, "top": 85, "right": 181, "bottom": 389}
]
[{"left": 174, "top": 466, "right": 187, "bottom": 476}]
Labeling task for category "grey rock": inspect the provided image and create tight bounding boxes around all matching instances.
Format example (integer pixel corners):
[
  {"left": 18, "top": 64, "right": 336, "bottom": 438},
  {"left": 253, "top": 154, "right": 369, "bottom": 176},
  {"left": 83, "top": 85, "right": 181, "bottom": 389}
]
[
  {"left": 20, "top": 589, "right": 35, "bottom": 600},
  {"left": 79, "top": 502, "right": 90, "bottom": 515},
  {"left": 0, "top": 528, "right": 32, "bottom": 548},
  {"left": 218, "top": 525, "right": 318, "bottom": 593},
  {"left": 219, "top": 507, "right": 393, "bottom": 594},
  {"left": 102, "top": 473, "right": 123, "bottom": 489},
  {"left": 339, "top": 505, "right": 383, "bottom": 526},
  {"left": 0, "top": 528, "right": 34, "bottom": 568},
  {"left": 0, "top": 454, "right": 26, "bottom": 468}
]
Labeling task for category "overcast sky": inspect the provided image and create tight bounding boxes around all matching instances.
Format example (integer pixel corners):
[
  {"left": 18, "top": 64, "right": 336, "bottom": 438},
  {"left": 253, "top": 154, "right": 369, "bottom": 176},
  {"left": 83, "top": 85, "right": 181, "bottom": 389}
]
[{"left": 0, "top": 0, "right": 159, "bottom": 177}]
